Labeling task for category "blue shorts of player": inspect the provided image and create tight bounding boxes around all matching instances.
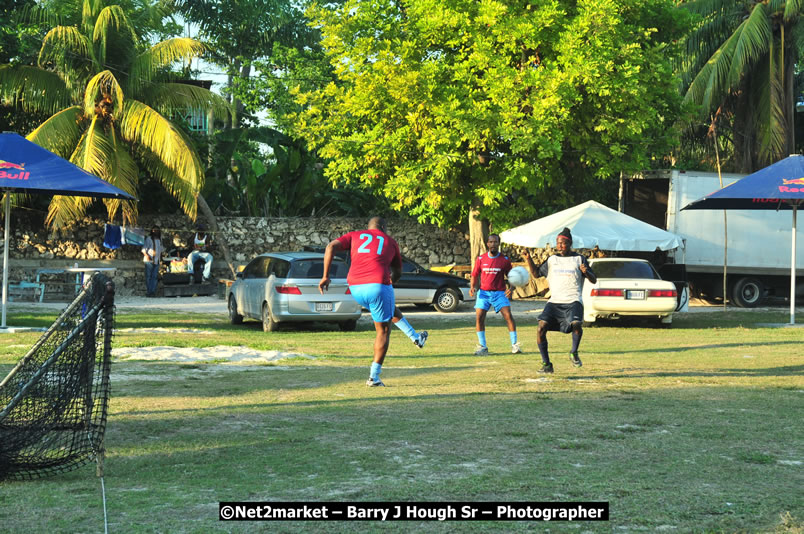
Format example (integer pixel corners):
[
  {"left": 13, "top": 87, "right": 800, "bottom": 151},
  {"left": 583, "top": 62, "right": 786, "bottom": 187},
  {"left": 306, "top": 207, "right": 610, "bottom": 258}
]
[
  {"left": 475, "top": 289, "right": 511, "bottom": 313},
  {"left": 349, "top": 283, "right": 395, "bottom": 323},
  {"left": 539, "top": 301, "right": 584, "bottom": 333}
]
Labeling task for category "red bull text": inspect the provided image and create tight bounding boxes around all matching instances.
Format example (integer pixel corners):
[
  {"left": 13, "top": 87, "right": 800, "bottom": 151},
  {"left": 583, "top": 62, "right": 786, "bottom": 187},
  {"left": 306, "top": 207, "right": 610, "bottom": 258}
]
[
  {"left": 0, "top": 160, "right": 30, "bottom": 180},
  {"left": 779, "top": 177, "right": 804, "bottom": 192}
]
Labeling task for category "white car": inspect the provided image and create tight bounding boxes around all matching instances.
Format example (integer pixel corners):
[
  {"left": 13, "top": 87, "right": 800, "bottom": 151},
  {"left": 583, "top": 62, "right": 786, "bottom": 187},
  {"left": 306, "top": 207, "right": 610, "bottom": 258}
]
[{"left": 582, "top": 258, "right": 678, "bottom": 327}]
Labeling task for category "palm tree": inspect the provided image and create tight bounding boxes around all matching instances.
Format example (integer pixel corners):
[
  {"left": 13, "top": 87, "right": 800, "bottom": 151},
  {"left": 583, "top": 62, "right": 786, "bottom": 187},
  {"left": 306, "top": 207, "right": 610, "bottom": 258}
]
[
  {"left": 0, "top": 0, "right": 231, "bottom": 227},
  {"left": 679, "top": 0, "right": 803, "bottom": 172}
]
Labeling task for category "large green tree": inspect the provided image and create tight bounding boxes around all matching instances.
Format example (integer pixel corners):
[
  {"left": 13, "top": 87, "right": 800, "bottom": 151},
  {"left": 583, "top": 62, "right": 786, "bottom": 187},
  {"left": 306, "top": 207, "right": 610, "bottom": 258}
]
[
  {"left": 0, "top": 0, "right": 230, "bottom": 227},
  {"left": 294, "top": 0, "right": 686, "bottom": 258},
  {"left": 680, "top": 0, "right": 803, "bottom": 173},
  {"left": 171, "top": 0, "right": 310, "bottom": 127},
  {"left": 0, "top": 0, "right": 53, "bottom": 135}
]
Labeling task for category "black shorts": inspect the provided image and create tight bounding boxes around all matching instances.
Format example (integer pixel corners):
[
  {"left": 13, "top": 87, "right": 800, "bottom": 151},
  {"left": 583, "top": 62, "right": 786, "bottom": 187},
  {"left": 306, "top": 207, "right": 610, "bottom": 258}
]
[{"left": 538, "top": 302, "right": 584, "bottom": 333}]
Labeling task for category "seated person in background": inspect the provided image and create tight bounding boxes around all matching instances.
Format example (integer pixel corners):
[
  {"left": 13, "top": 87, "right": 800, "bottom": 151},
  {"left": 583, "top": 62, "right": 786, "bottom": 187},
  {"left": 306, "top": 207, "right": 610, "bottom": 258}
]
[{"left": 187, "top": 223, "right": 213, "bottom": 282}]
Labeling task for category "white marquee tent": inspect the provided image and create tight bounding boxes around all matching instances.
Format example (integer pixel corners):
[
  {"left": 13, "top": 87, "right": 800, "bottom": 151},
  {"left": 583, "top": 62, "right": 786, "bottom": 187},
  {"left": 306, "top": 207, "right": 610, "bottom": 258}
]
[{"left": 499, "top": 200, "right": 683, "bottom": 251}]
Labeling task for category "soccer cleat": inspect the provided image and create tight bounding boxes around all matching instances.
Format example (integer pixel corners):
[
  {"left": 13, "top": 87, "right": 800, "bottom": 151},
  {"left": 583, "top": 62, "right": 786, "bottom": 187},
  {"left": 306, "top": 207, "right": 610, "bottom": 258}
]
[
  {"left": 569, "top": 352, "right": 582, "bottom": 367},
  {"left": 366, "top": 378, "right": 386, "bottom": 387},
  {"left": 414, "top": 331, "right": 428, "bottom": 349},
  {"left": 538, "top": 362, "right": 554, "bottom": 374},
  {"left": 474, "top": 345, "right": 489, "bottom": 356},
  {"left": 511, "top": 342, "right": 522, "bottom": 354}
]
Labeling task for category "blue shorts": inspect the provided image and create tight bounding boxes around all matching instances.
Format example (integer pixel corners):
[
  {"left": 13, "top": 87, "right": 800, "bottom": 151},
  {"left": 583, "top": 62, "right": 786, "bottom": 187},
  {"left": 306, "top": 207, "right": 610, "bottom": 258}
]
[
  {"left": 349, "top": 283, "right": 395, "bottom": 323},
  {"left": 475, "top": 289, "right": 510, "bottom": 313}
]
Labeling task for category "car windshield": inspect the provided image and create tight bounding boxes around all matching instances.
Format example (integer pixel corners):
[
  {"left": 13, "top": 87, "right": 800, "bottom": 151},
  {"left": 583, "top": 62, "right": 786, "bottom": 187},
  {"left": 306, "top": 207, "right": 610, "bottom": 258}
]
[
  {"left": 402, "top": 259, "right": 419, "bottom": 273},
  {"left": 592, "top": 261, "right": 659, "bottom": 280},
  {"left": 288, "top": 258, "right": 348, "bottom": 279}
]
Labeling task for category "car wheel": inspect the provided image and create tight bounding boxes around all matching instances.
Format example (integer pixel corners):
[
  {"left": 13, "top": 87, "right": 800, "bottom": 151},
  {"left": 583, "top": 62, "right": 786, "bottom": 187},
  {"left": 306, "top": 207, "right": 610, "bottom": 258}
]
[
  {"left": 339, "top": 319, "right": 358, "bottom": 331},
  {"left": 434, "top": 287, "right": 460, "bottom": 313},
  {"left": 262, "top": 303, "right": 279, "bottom": 332},
  {"left": 228, "top": 295, "right": 243, "bottom": 325},
  {"left": 731, "top": 277, "right": 765, "bottom": 308},
  {"left": 656, "top": 317, "right": 672, "bottom": 329}
]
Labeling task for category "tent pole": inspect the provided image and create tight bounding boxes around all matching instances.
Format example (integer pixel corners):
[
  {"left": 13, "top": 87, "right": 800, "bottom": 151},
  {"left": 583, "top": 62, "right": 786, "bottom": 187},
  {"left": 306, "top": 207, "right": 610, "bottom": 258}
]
[
  {"left": 2, "top": 192, "right": 10, "bottom": 329},
  {"left": 711, "top": 118, "right": 727, "bottom": 310},
  {"left": 791, "top": 205, "right": 797, "bottom": 325}
]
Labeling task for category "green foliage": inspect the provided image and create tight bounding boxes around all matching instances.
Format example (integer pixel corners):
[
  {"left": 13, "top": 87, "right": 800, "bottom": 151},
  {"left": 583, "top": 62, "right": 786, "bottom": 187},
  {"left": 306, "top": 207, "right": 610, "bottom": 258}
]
[
  {"left": 171, "top": 0, "right": 314, "bottom": 128},
  {"left": 202, "top": 127, "right": 391, "bottom": 217},
  {"left": 679, "top": 0, "right": 804, "bottom": 171},
  {"left": 0, "top": 0, "right": 232, "bottom": 227},
  {"left": 0, "top": 0, "right": 54, "bottom": 133},
  {"left": 171, "top": 0, "right": 303, "bottom": 63},
  {"left": 294, "top": 0, "right": 687, "bottom": 230},
  {"left": 0, "top": 0, "right": 45, "bottom": 65},
  {"left": 29, "top": 0, "right": 182, "bottom": 41},
  {"left": 241, "top": 40, "right": 333, "bottom": 132}
]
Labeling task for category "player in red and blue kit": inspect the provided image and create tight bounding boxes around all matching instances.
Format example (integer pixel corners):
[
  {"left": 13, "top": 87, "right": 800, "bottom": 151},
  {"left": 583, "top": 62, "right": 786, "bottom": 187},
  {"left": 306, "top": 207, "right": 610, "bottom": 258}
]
[
  {"left": 469, "top": 234, "right": 521, "bottom": 355},
  {"left": 319, "top": 217, "right": 427, "bottom": 387}
]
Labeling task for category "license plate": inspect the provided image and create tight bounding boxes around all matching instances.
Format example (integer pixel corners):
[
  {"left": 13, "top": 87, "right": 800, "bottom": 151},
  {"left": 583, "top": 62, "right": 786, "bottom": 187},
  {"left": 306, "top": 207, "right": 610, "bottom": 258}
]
[
  {"left": 626, "top": 290, "right": 646, "bottom": 300},
  {"left": 314, "top": 302, "right": 333, "bottom": 312}
]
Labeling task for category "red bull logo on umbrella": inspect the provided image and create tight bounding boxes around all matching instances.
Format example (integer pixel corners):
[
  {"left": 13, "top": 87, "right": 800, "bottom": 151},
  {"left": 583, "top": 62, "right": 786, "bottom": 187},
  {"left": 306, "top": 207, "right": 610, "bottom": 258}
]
[
  {"left": 780, "top": 177, "right": 804, "bottom": 192},
  {"left": 0, "top": 160, "right": 30, "bottom": 180}
]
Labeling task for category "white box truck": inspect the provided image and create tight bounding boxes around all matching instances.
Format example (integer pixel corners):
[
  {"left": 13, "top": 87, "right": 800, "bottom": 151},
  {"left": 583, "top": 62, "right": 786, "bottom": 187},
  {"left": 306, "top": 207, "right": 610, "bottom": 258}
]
[{"left": 621, "top": 169, "right": 804, "bottom": 307}]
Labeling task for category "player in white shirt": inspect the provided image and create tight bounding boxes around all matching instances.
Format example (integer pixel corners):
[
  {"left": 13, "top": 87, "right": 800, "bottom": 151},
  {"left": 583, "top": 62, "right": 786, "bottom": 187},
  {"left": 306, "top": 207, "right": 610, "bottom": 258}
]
[{"left": 523, "top": 227, "right": 596, "bottom": 373}]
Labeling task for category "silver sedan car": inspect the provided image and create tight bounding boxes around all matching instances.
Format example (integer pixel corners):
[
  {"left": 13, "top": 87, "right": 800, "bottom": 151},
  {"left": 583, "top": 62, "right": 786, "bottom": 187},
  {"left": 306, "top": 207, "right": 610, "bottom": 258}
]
[{"left": 227, "top": 252, "right": 362, "bottom": 332}]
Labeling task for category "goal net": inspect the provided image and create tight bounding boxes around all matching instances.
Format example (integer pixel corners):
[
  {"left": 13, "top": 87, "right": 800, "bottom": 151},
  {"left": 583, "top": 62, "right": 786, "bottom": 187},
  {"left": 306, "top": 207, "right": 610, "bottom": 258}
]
[{"left": 0, "top": 273, "right": 115, "bottom": 480}]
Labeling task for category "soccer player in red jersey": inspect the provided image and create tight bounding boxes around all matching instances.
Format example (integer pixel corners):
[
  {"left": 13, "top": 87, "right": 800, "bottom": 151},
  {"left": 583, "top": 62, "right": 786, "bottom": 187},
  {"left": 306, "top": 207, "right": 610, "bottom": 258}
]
[
  {"left": 319, "top": 217, "right": 426, "bottom": 386},
  {"left": 469, "top": 234, "right": 520, "bottom": 355}
]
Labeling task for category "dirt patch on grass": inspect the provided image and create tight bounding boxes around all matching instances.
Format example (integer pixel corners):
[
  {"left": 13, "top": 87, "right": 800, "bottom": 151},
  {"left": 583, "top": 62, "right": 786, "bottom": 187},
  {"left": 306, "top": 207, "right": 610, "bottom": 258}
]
[{"left": 112, "top": 345, "right": 315, "bottom": 364}]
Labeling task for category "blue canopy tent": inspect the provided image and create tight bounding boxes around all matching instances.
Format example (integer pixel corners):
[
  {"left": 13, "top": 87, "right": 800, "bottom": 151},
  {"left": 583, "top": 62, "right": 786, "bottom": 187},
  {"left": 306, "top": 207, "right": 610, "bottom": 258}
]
[
  {"left": 1, "top": 132, "right": 136, "bottom": 330},
  {"left": 682, "top": 155, "right": 804, "bottom": 324}
]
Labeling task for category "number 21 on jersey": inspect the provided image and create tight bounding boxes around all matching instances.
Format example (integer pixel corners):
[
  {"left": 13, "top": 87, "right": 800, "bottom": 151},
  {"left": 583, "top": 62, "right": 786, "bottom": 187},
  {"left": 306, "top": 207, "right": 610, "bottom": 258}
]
[{"left": 357, "top": 233, "right": 385, "bottom": 255}]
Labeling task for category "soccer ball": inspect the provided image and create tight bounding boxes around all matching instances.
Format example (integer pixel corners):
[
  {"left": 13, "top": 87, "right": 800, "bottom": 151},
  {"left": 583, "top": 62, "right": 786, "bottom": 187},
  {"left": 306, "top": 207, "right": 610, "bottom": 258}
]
[{"left": 507, "top": 266, "right": 530, "bottom": 288}]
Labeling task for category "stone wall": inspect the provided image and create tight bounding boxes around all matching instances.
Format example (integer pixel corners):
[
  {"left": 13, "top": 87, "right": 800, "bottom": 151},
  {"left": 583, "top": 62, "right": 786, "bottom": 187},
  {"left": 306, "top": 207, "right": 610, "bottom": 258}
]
[
  {"left": 2, "top": 214, "right": 472, "bottom": 296},
  {"left": 3, "top": 212, "right": 613, "bottom": 299}
]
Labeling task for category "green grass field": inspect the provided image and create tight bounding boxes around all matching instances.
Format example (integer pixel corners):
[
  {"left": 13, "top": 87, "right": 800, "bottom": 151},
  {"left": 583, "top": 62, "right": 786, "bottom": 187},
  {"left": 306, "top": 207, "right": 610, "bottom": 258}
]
[{"left": 0, "top": 307, "right": 802, "bottom": 533}]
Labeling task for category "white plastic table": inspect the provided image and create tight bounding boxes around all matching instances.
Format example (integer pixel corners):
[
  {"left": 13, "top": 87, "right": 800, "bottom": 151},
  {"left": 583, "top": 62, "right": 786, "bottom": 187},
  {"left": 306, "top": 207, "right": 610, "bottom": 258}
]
[{"left": 66, "top": 267, "right": 117, "bottom": 291}]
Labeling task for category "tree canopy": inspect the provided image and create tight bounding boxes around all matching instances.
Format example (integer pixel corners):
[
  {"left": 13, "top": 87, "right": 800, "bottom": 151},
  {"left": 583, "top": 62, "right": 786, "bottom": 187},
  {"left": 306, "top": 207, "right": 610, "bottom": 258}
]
[
  {"left": 171, "top": 0, "right": 313, "bottom": 127},
  {"left": 0, "top": 0, "right": 230, "bottom": 227},
  {"left": 679, "top": 0, "right": 803, "bottom": 173},
  {"left": 293, "top": 0, "right": 688, "bottom": 238}
]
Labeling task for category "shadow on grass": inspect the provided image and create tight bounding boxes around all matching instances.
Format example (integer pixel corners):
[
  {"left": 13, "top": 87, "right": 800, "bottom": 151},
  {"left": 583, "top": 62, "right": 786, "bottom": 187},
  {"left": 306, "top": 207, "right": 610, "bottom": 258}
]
[
  {"left": 112, "top": 388, "right": 514, "bottom": 416},
  {"left": 111, "top": 364, "right": 482, "bottom": 402},
  {"left": 113, "top": 316, "right": 485, "bottom": 334},
  {"left": 591, "top": 316, "right": 796, "bottom": 330},
  {"left": 3, "top": 385, "right": 801, "bottom": 534},
  {"left": 570, "top": 364, "right": 804, "bottom": 380},
  {"left": 602, "top": 340, "right": 802, "bottom": 354}
]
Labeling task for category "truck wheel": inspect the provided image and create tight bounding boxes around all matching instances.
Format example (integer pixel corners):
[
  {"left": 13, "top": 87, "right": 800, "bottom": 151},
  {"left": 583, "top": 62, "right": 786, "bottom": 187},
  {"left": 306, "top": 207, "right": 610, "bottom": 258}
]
[
  {"left": 262, "top": 303, "right": 279, "bottom": 332},
  {"left": 731, "top": 277, "right": 765, "bottom": 308},
  {"left": 434, "top": 287, "right": 460, "bottom": 313}
]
